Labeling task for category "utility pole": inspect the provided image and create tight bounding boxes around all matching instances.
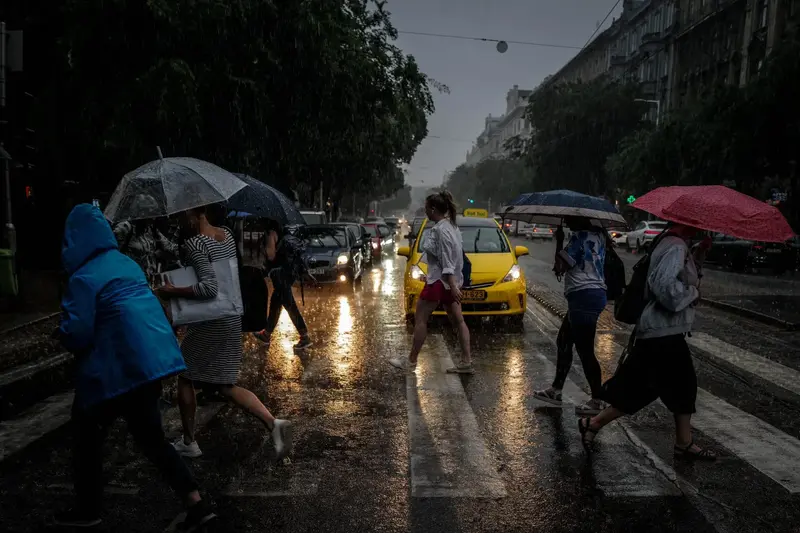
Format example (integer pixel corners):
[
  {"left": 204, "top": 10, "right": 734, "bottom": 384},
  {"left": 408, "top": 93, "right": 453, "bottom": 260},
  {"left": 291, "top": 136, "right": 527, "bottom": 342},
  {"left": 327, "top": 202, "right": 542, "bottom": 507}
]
[
  {"left": 0, "top": 22, "right": 15, "bottom": 253},
  {"left": 319, "top": 181, "right": 323, "bottom": 212}
]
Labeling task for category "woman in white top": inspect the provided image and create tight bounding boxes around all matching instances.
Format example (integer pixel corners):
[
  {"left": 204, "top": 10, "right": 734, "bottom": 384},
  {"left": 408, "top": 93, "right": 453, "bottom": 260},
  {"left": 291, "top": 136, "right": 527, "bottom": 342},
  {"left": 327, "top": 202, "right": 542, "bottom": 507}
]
[{"left": 390, "top": 191, "right": 473, "bottom": 373}]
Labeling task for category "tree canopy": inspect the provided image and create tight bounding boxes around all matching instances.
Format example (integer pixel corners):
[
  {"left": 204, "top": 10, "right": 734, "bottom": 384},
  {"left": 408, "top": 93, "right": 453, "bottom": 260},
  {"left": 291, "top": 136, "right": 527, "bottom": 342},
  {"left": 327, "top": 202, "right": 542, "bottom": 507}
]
[
  {"left": 445, "top": 158, "right": 534, "bottom": 211},
  {"left": 33, "top": 0, "right": 436, "bottom": 207},
  {"left": 514, "top": 79, "right": 647, "bottom": 197}
]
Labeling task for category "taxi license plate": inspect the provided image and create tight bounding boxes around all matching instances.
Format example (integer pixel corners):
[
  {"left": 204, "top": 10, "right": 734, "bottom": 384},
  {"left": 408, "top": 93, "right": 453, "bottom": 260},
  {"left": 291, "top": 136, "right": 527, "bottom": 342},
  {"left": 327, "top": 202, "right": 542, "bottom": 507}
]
[
  {"left": 462, "top": 290, "right": 487, "bottom": 301},
  {"left": 309, "top": 268, "right": 327, "bottom": 275}
]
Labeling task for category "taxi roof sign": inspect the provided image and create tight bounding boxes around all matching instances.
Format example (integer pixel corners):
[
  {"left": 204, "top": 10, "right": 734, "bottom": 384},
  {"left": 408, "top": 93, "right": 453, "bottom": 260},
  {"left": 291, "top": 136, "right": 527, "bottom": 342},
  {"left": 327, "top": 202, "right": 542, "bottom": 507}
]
[{"left": 463, "top": 208, "right": 488, "bottom": 218}]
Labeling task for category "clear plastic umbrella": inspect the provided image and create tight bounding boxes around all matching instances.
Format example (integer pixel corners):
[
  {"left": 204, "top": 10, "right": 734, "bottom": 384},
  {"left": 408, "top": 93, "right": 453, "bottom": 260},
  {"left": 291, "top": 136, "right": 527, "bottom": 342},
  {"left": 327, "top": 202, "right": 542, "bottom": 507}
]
[{"left": 104, "top": 156, "right": 247, "bottom": 222}]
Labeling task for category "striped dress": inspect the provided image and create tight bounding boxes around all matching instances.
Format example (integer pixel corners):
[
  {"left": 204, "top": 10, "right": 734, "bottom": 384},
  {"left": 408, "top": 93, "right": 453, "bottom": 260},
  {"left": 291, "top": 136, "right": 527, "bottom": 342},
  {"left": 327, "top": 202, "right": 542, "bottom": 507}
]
[{"left": 180, "top": 228, "right": 243, "bottom": 385}]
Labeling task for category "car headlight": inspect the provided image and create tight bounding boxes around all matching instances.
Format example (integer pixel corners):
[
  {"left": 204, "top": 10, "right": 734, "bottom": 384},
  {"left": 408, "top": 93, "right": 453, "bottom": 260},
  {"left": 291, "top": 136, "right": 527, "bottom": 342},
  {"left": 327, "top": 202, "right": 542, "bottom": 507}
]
[
  {"left": 337, "top": 254, "right": 349, "bottom": 265},
  {"left": 502, "top": 264, "right": 522, "bottom": 283},
  {"left": 410, "top": 265, "right": 427, "bottom": 282},
  {"left": 372, "top": 241, "right": 379, "bottom": 249}
]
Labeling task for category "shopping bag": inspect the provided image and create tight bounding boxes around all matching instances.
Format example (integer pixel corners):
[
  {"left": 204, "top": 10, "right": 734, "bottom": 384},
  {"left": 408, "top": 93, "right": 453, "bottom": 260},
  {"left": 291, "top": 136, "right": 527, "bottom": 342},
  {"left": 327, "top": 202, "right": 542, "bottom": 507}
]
[{"left": 162, "top": 258, "right": 244, "bottom": 326}]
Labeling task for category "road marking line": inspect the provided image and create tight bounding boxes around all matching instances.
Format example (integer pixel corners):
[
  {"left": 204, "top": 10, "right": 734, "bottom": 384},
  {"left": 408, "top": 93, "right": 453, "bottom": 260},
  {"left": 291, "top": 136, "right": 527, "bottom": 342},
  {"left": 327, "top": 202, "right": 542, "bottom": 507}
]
[
  {"left": 222, "top": 470, "right": 320, "bottom": 498},
  {"left": 529, "top": 297, "right": 800, "bottom": 496},
  {"left": 407, "top": 334, "right": 507, "bottom": 498},
  {"left": 688, "top": 332, "right": 800, "bottom": 398},
  {"left": 692, "top": 389, "right": 800, "bottom": 493},
  {"left": 0, "top": 391, "right": 73, "bottom": 462},
  {"left": 46, "top": 482, "right": 140, "bottom": 495}
]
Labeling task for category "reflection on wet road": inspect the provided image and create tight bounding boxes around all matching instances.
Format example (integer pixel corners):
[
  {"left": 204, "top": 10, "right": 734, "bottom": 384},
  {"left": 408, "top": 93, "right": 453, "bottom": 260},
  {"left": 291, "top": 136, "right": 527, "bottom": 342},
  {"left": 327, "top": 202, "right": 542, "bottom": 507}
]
[{"left": 1, "top": 242, "right": 800, "bottom": 533}]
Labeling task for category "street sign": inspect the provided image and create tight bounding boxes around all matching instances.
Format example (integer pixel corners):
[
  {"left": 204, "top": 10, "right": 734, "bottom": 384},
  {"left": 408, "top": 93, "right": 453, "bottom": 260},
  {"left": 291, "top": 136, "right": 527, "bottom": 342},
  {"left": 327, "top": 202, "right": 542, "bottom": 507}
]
[
  {"left": 626, "top": 195, "right": 637, "bottom": 204},
  {"left": 463, "top": 208, "right": 488, "bottom": 218}
]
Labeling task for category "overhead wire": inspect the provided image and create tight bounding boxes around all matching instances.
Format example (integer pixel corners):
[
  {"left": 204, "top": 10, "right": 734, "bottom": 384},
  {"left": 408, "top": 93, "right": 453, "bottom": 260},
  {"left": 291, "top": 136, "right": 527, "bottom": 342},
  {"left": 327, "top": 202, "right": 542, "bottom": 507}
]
[
  {"left": 582, "top": 0, "right": 623, "bottom": 49},
  {"left": 396, "top": 30, "right": 582, "bottom": 50}
]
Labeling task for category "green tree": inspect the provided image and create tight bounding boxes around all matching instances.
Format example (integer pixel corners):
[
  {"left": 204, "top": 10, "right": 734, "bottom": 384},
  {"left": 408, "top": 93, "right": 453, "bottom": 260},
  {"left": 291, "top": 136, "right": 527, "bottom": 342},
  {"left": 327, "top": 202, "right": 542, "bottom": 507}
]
[
  {"left": 33, "top": 0, "right": 435, "bottom": 208},
  {"left": 517, "top": 79, "right": 647, "bottom": 197},
  {"left": 445, "top": 158, "right": 534, "bottom": 210}
]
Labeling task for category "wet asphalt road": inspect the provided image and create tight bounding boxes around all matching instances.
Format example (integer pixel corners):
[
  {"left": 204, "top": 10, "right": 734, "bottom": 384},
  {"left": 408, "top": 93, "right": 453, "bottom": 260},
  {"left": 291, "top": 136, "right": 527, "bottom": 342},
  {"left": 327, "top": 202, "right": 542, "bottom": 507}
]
[{"left": 1, "top": 237, "right": 800, "bottom": 532}]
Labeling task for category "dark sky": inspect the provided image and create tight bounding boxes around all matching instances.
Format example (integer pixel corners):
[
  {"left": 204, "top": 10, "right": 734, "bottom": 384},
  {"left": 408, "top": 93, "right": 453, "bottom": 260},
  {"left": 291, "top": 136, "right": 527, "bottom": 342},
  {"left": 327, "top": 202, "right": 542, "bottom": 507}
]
[{"left": 387, "top": 0, "right": 622, "bottom": 187}]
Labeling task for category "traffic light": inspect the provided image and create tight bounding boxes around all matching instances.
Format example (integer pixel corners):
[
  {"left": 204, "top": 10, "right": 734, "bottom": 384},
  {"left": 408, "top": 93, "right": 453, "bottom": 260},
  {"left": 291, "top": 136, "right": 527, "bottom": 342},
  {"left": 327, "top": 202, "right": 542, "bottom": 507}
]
[
  {"left": 626, "top": 195, "right": 636, "bottom": 204},
  {"left": 468, "top": 198, "right": 475, "bottom": 204}
]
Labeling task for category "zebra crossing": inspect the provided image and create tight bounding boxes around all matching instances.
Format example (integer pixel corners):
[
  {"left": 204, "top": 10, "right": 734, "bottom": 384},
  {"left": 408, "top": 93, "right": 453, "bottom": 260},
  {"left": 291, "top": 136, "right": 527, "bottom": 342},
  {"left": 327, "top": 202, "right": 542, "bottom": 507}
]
[{"left": 1, "top": 297, "right": 799, "bottom": 532}]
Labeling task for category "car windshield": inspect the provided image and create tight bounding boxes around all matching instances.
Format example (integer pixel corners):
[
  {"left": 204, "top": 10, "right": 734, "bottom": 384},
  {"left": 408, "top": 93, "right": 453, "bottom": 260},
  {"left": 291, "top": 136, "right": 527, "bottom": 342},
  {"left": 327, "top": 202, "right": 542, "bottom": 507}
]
[
  {"left": 301, "top": 213, "right": 325, "bottom": 225},
  {"left": 417, "top": 225, "right": 510, "bottom": 254},
  {"left": 362, "top": 225, "right": 378, "bottom": 237},
  {"left": 301, "top": 228, "right": 346, "bottom": 248}
]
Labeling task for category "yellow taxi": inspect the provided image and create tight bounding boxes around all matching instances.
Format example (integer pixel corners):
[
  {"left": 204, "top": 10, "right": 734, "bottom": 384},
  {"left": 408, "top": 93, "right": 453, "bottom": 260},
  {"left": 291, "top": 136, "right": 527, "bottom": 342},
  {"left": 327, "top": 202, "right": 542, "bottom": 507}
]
[{"left": 396, "top": 211, "right": 529, "bottom": 325}]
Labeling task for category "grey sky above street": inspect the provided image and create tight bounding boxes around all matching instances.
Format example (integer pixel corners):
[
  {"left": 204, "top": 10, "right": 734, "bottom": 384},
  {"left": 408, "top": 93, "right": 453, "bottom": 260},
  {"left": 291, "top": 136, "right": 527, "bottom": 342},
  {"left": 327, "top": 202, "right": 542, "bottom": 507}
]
[{"left": 389, "top": 0, "right": 622, "bottom": 188}]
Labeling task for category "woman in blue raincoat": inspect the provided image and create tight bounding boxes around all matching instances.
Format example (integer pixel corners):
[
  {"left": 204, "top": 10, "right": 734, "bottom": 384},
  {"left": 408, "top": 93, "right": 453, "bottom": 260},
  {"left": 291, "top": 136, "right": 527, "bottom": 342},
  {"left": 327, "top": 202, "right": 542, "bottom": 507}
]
[{"left": 53, "top": 204, "right": 215, "bottom": 531}]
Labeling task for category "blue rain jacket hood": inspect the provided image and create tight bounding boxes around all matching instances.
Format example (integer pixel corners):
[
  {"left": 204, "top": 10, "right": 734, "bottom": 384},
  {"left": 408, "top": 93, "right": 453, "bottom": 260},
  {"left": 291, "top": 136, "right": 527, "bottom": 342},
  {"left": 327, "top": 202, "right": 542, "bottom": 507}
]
[{"left": 59, "top": 204, "right": 185, "bottom": 409}]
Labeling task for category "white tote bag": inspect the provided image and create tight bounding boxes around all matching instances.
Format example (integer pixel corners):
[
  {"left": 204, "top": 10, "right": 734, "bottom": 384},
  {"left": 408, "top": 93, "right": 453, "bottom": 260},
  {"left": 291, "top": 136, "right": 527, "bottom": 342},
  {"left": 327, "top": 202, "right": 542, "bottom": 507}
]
[{"left": 162, "top": 257, "right": 244, "bottom": 326}]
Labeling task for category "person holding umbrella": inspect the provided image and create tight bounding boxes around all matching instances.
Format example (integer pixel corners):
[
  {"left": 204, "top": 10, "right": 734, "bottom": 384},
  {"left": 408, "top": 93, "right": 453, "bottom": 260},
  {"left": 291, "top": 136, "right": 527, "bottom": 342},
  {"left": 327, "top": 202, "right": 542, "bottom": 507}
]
[
  {"left": 53, "top": 204, "right": 216, "bottom": 530},
  {"left": 533, "top": 216, "right": 608, "bottom": 415},
  {"left": 578, "top": 185, "right": 795, "bottom": 459}
]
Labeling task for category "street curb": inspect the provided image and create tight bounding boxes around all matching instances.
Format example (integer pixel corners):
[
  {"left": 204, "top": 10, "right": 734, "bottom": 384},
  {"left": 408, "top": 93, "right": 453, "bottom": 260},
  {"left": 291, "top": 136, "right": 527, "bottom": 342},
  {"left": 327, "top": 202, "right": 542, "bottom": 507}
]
[
  {"left": 0, "top": 312, "right": 59, "bottom": 337},
  {"left": 700, "top": 297, "right": 799, "bottom": 331}
]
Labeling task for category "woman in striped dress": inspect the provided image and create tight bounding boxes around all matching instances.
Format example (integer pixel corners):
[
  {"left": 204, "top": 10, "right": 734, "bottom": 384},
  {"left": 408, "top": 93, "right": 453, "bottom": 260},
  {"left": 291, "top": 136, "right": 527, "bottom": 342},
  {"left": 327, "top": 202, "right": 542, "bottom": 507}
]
[{"left": 157, "top": 206, "right": 292, "bottom": 461}]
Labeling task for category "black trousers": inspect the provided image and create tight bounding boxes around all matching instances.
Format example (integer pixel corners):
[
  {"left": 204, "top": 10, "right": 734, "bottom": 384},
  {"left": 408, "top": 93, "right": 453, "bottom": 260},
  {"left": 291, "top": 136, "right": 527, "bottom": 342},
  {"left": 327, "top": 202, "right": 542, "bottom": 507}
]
[
  {"left": 265, "top": 270, "right": 307, "bottom": 334},
  {"left": 551, "top": 314, "right": 603, "bottom": 398},
  {"left": 72, "top": 381, "right": 198, "bottom": 513}
]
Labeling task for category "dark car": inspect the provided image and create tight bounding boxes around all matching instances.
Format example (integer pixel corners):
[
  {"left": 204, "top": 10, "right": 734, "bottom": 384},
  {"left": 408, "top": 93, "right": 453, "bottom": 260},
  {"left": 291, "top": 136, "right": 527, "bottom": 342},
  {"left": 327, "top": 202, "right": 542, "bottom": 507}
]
[
  {"left": 362, "top": 223, "right": 395, "bottom": 258},
  {"left": 384, "top": 217, "right": 401, "bottom": 233},
  {"left": 298, "top": 225, "right": 364, "bottom": 284},
  {"left": 330, "top": 222, "right": 372, "bottom": 267},
  {"left": 704, "top": 233, "right": 791, "bottom": 274}
]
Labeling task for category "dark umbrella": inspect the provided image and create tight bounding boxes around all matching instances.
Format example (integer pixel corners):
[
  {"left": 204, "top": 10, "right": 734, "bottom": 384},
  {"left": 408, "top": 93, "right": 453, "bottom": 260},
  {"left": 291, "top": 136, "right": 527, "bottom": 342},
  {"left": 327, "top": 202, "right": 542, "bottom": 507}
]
[
  {"left": 227, "top": 174, "right": 305, "bottom": 226},
  {"left": 504, "top": 189, "right": 627, "bottom": 229}
]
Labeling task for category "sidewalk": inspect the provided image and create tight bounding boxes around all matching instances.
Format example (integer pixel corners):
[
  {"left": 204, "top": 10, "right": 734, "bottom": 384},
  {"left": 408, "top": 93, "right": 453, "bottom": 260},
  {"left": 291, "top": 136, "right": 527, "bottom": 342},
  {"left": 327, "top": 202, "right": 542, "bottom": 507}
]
[{"left": 0, "top": 270, "right": 60, "bottom": 333}]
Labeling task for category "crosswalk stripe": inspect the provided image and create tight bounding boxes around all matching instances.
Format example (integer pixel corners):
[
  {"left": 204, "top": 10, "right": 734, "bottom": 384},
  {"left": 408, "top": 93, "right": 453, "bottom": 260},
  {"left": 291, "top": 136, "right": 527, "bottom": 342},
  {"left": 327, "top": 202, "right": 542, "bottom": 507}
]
[
  {"left": 406, "top": 334, "right": 507, "bottom": 498},
  {"left": 529, "top": 299, "right": 800, "bottom": 495},
  {"left": 688, "top": 332, "right": 800, "bottom": 398},
  {"left": 692, "top": 390, "right": 800, "bottom": 493}
]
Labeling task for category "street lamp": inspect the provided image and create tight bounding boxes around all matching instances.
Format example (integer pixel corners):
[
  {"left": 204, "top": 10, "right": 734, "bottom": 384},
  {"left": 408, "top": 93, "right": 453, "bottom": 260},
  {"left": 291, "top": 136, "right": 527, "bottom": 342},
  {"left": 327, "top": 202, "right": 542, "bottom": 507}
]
[{"left": 634, "top": 98, "right": 661, "bottom": 127}]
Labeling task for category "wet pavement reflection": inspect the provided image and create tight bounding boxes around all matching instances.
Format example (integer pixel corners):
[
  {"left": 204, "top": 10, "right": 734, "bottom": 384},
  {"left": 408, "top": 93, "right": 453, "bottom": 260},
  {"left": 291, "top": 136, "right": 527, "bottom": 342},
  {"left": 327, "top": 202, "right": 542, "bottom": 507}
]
[{"left": 1, "top": 237, "right": 800, "bottom": 532}]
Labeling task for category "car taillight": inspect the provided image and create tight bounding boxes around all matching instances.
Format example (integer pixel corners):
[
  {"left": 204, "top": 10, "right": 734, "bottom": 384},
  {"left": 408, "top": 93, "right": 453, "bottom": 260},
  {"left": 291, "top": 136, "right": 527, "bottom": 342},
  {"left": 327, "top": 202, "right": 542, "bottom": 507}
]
[
  {"left": 644, "top": 230, "right": 661, "bottom": 235},
  {"left": 753, "top": 245, "right": 764, "bottom": 250},
  {"left": 533, "top": 228, "right": 538, "bottom": 232},
  {"left": 548, "top": 229, "right": 553, "bottom": 233}
]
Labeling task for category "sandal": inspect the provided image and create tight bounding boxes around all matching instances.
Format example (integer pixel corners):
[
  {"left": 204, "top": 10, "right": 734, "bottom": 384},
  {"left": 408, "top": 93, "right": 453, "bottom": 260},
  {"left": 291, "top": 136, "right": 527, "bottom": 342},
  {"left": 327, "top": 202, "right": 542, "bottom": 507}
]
[
  {"left": 533, "top": 388, "right": 563, "bottom": 406},
  {"left": 674, "top": 440, "right": 717, "bottom": 461},
  {"left": 578, "top": 417, "right": 598, "bottom": 447}
]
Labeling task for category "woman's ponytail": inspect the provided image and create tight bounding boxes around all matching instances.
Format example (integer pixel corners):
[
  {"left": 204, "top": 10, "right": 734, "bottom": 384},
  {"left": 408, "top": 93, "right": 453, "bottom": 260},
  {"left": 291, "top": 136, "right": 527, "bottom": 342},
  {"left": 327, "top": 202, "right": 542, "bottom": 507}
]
[{"left": 438, "top": 190, "right": 458, "bottom": 225}]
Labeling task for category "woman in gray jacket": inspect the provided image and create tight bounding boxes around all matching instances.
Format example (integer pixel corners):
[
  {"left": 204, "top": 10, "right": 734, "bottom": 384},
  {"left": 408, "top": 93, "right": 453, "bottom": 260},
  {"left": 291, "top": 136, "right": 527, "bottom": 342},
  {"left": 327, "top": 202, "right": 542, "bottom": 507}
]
[{"left": 577, "top": 223, "right": 716, "bottom": 460}]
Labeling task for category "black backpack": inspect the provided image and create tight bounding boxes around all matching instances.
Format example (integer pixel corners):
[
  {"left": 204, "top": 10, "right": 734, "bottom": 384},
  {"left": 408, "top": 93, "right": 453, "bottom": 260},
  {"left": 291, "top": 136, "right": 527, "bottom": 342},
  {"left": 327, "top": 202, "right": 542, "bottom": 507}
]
[
  {"left": 274, "top": 232, "right": 312, "bottom": 304},
  {"left": 604, "top": 240, "right": 626, "bottom": 301},
  {"left": 613, "top": 233, "right": 668, "bottom": 324}
]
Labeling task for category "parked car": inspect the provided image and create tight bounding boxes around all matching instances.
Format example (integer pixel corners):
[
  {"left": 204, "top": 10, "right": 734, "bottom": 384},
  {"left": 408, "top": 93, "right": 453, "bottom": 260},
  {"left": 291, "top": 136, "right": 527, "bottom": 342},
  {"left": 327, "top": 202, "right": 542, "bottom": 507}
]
[
  {"left": 330, "top": 222, "right": 372, "bottom": 267},
  {"left": 526, "top": 224, "right": 555, "bottom": 240},
  {"left": 626, "top": 221, "right": 668, "bottom": 251},
  {"left": 362, "top": 223, "right": 395, "bottom": 258},
  {"left": 704, "top": 233, "right": 790, "bottom": 274},
  {"left": 298, "top": 225, "right": 364, "bottom": 283}
]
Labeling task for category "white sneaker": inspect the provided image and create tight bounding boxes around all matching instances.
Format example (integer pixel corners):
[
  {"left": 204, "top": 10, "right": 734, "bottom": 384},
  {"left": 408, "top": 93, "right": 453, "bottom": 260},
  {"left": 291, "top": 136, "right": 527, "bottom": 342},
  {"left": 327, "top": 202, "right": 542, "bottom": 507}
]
[
  {"left": 388, "top": 358, "right": 416, "bottom": 372},
  {"left": 172, "top": 438, "right": 203, "bottom": 458},
  {"left": 272, "top": 419, "right": 293, "bottom": 461}
]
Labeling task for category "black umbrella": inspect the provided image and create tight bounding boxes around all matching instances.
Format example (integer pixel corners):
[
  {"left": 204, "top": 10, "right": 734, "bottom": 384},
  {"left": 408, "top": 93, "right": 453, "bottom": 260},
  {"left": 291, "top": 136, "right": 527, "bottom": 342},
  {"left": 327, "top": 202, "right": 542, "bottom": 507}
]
[{"left": 227, "top": 174, "right": 305, "bottom": 226}]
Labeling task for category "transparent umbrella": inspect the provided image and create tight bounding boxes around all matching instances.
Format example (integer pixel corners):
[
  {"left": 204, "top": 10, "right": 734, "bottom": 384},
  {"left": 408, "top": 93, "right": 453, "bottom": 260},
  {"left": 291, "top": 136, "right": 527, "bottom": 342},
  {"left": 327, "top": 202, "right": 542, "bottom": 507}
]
[{"left": 104, "top": 157, "right": 247, "bottom": 222}]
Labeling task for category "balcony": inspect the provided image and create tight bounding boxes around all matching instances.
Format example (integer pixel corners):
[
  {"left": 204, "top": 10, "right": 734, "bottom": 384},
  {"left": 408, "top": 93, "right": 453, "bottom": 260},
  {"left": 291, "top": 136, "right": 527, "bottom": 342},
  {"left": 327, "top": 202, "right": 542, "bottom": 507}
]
[
  {"left": 640, "top": 32, "right": 662, "bottom": 55},
  {"left": 610, "top": 54, "right": 628, "bottom": 66},
  {"left": 639, "top": 80, "right": 657, "bottom": 97}
]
